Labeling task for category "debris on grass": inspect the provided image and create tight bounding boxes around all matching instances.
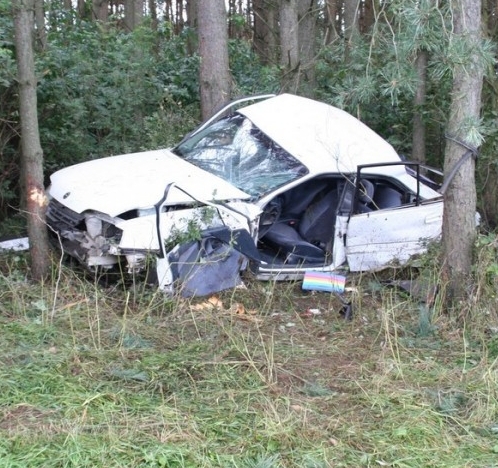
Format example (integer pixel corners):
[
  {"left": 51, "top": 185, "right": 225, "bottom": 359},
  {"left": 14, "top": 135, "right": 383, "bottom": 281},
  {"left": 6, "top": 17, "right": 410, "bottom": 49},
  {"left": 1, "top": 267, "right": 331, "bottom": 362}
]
[
  {"left": 384, "top": 278, "right": 439, "bottom": 305},
  {"left": 300, "top": 308, "right": 322, "bottom": 318},
  {"left": 302, "top": 271, "right": 346, "bottom": 293},
  {"left": 191, "top": 295, "right": 262, "bottom": 322},
  {"left": 0, "top": 237, "right": 30, "bottom": 252}
]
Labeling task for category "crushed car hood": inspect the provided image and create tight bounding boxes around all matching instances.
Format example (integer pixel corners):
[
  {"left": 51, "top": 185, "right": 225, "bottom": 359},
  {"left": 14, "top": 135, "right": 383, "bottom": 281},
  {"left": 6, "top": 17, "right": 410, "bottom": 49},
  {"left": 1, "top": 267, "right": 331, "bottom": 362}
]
[{"left": 49, "top": 149, "right": 250, "bottom": 216}]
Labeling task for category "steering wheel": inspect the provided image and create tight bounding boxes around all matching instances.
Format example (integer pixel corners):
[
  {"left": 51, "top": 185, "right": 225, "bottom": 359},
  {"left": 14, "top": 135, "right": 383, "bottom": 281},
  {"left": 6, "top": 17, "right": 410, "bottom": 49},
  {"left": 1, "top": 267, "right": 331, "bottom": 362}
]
[{"left": 258, "top": 197, "right": 283, "bottom": 238}]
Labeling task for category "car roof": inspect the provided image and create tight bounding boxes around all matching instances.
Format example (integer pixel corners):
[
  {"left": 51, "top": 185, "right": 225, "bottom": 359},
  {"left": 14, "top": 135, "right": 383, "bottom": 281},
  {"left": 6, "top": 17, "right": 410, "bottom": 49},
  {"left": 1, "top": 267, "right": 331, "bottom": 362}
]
[{"left": 238, "top": 93, "right": 401, "bottom": 175}]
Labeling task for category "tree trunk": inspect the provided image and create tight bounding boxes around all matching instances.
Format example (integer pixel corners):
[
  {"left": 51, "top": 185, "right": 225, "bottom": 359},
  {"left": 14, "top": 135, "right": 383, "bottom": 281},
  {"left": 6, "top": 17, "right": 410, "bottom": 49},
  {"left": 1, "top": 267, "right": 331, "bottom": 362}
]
[
  {"left": 77, "top": 0, "right": 87, "bottom": 19},
  {"left": 176, "top": 0, "right": 185, "bottom": 33},
  {"left": 198, "top": 0, "right": 232, "bottom": 120},
  {"left": 297, "top": 0, "right": 317, "bottom": 97},
  {"left": 148, "top": 0, "right": 157, "bottom": 30},
  {"left": 344, "top": 0, "right": 360, "bottom": 41},
  {"left": 442, "top": 0, "right": 483, "bottom": 306},
  {"left": 412, "top": 49, "right": 428, "bottom": 164},
  {"left": 280, "top": 0, "right": 299, "bottom": 92},
  {"left": 124, "top": 0, "right": 143, "bottom": 31},
  {"left": 92, "top": 0, "right": 109, "bottom": 23},
  {"left": 13, "top": 0, "right": 50, "bottom": 281},
  {"left": 228, "top": 0, "right": 241, "bottom": 39},
  {"left": 186, "top": 0, "right": 197, "bottom": 27},
  {"left": 186, "top": 0, "right": 197, "bottom": 55},
  {"left": 360, "top": 0, "right": 377, "bottom": 34},
  {"left": 324, "top": 0, "right": 339, "bottom": 43},
  {"left": 485, "top": 0, "right": 498, "bottom": 36},
  {"left": 253, "top": 0, "right": 278, "bottom": 64},
  {"left": 33, "top": 0, "right": 46, "bottom": 50}
]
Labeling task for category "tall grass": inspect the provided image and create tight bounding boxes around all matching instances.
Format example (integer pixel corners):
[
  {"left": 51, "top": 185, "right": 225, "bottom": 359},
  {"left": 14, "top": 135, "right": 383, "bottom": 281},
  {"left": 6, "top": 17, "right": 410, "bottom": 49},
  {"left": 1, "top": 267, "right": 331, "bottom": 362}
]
[{"left": 1, "top": 244, "right": 498, "bottom": 467}]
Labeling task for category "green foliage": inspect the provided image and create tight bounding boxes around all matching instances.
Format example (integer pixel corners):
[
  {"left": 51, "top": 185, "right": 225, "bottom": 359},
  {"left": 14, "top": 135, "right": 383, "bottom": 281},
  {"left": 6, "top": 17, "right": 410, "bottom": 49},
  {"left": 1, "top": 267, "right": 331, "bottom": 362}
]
[
  {"left": 165, "top": 218, "right": 203, "bottom": 252},
  {"left": 316, "top": 39, "right": 421, "bottom": 157},
  {"left": 315, "top": 0, "right": 456, "bottom": 165},
  {"left": 474, "top": 233, "right": 498, "bottom": 289},
  {"left": 142, "top": 97, "right": 199, "bottom": 150},
  {"left": 229, "top": 39, "right": 280, "bottom": 96},
  {"left": 1, "top": 11, "right": 280, "bottom": 224},
  {"left": 2, "top": 0, "right": 497, "bottom": 231},
  {"left": 37, "top": 22, "right": 199, "bottom": 171},
  {"left": 0, "top": 0, "right": 20, "bottom": 220},
  {"left": 1, "top": 18, "right": 203, "bottom": 225}
]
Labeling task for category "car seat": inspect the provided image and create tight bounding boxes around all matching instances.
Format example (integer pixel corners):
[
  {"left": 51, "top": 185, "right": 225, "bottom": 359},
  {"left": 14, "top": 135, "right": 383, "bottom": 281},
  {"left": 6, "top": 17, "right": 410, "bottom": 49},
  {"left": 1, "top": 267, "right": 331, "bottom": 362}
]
[
  {"left": 357, "top": 179, "right": 375, "bottom": 213},
  {"left": 262, "top": 189, "right": 339, "bottom": 264},
  {"left": 281, "top": 180, "right": 329, "bottom": 218},
  {"left": 373, "top": 184, "right": 403, "bottom": 209}
]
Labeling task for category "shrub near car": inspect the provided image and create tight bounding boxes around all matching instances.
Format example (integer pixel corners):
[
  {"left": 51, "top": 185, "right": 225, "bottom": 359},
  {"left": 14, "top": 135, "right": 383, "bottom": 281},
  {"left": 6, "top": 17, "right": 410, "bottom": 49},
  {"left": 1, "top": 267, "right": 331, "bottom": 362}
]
[{"left": 47, "top": 94, "right": 444, "bottom": 296}]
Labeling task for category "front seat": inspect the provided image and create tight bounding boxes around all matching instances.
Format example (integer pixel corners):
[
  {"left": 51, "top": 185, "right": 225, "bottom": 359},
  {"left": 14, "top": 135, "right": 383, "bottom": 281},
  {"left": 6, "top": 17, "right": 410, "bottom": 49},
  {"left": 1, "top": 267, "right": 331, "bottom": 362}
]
[
  {"left": 356, "top": 179, "right": 375, "bottom": 213},
  {"left": 262, "top": 189, "right": 339, "bottom": 264}
]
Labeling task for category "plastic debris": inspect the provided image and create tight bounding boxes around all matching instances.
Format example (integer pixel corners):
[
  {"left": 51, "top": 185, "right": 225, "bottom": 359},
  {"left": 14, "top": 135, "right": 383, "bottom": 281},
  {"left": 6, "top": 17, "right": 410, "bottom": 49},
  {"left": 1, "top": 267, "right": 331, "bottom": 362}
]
[
  {"left": 300, "top": 308, "right": 322, "bottom": 318},
  {"left": 0, "top": 237, "right": 29, "bottom": 252},
  {"left": 302, "top": 271, "right": 346, "bottom": 293}
]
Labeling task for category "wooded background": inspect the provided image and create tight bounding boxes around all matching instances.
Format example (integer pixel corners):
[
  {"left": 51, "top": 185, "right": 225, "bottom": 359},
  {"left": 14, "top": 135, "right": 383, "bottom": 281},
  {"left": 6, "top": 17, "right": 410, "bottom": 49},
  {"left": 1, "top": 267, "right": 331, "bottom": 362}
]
[{"left": 1, "top": 0, "right": 497, "bottom": 231}]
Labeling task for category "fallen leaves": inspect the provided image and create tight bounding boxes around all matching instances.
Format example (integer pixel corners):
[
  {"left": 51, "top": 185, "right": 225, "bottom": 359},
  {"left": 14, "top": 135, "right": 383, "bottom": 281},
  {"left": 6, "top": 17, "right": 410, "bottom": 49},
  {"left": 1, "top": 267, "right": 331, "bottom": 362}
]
[{"left": 190, "top": 296, "right": 262, "bottom": 322}]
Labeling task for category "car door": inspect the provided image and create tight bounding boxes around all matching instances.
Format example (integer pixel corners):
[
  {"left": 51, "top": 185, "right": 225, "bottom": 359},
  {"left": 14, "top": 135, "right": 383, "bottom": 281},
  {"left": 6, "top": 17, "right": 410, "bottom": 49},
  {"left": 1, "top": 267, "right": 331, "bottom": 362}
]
[
  {"left": 340, "top": 164, "right": 444, "bottom": 272},
  {"left": 154, "top": 183, "right": 261, "bottom": 295}
]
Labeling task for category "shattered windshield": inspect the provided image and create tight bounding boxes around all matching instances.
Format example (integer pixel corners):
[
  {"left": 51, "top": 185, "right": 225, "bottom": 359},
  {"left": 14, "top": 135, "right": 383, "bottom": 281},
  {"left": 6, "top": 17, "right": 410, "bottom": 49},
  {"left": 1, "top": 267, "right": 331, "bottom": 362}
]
[{"left": 173, "top": 114, "right": 307, "bottom": 197}]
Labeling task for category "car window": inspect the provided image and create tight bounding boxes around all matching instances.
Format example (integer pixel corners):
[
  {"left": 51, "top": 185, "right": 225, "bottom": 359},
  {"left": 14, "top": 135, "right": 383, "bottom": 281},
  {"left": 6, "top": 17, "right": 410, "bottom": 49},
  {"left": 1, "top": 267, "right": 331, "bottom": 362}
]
[
  {"left": 173, "top": 114, "right": 307, "bottom": 197},
  {"left": 338, "top": 174, "right": 417, "bottom": 217}
]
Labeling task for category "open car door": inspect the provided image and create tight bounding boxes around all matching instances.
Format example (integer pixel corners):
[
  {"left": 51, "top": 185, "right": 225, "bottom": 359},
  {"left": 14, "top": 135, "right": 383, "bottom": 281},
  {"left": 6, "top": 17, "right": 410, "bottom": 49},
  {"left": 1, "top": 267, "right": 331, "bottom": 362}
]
[
  {"left": 341, "top": 163, "right": 444, "bottom": 272},
  {"left": 153, "top": 183, "right": 261, "bottom": 296}
]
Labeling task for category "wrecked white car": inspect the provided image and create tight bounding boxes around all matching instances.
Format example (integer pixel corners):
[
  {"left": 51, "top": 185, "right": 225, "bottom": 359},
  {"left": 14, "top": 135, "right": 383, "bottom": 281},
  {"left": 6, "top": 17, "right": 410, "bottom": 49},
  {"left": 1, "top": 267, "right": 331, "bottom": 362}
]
[{"left": 47, "top": 93, "right": 444, "bottom": 296}]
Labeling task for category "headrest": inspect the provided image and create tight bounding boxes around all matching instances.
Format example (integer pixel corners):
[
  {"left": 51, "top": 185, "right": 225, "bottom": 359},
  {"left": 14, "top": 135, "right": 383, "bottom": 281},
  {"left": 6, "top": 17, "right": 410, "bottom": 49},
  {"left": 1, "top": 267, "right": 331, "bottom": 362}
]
[{"left": 358, "top": 179, "right": 375, "bottom": 203}]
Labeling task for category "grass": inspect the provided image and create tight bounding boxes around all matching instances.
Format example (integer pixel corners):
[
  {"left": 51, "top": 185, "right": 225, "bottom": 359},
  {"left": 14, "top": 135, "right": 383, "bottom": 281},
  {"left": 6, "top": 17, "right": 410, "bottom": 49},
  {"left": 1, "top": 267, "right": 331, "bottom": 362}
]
[{"left": 1, "top": 251, "right": 498, "bottom": 467}]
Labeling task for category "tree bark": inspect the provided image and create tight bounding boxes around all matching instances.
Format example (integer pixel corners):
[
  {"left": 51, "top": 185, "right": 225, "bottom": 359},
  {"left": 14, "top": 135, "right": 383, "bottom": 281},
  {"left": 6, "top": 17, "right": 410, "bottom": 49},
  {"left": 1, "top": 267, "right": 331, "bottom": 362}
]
[
  {"left": 344, "top": 0, "right": 360, "bottom": 41},
  {"left": 124, "top": 0, "right": 143, "bottom": 31},
  {"left": 253, "top": 0, "right": 278, "bottom": 64},
  {"left": 186, "top": 0, "right": 197, "bottom": 55},
  {"left": 13, "top": 0, "right": 50, "bottom": 281},
  {"left": 324, "top": 0, "right": 339, "bottom": 43},
  {"left": 297, "top": 0, "right": 317, "bottom": 97},
  {"left": 33, "top": 0, "right": 46, "bottom": 50},
  {"left": 148, "top": 0, "right": 158, "bottom": 31},
  {"left": 92, "top": 0, "right": 109, "bottom": 23},
  {"left": 280, "top": 0, "right": 299, "bottom": 92},
  {"left": 186, "top": 0, "right": 197, "bottom": 28},
  {"left": 77, "top": 0, "right": 87, "bottom": 19},
  {"left": 442, "top": 0, "right": 483, "bottom": 306},
  {"left": 485, "top": 0, "right": 498, "bottom": 36},
  {"left": 198, "top": 0, "right": 232, "bottom": 120},
  {"left": 360, "top": 0, "right": 377, "bottom": 34}
]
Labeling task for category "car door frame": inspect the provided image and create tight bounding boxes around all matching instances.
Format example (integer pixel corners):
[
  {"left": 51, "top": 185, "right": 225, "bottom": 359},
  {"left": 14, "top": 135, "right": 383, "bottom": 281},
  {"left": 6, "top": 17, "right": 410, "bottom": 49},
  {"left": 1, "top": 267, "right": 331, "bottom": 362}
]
[{"left": 334, "top": 162, "right": 444, "bottom": 272}]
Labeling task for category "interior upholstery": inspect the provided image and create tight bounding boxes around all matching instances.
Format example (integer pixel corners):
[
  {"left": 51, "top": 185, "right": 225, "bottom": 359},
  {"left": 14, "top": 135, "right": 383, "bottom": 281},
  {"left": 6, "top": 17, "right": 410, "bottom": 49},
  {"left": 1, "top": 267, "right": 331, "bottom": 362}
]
[
  {"left": 357, "top": 179, "right": 375, "bottom": 213},
  {"left": 373, "top": 184, "right": 403, "bottom": 209},
  {"left": 262, "top": 188, "right": 339, "bottom": 263}
]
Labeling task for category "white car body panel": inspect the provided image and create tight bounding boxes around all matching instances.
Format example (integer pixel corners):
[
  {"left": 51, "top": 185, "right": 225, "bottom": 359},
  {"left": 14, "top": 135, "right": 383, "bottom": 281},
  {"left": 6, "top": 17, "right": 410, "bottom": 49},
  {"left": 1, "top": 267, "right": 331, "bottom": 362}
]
[
  {"left": 344, "top": 201, "right": 444, "bottom": 271},
  {"left": 239, "top": 94, "right": 401, "bottom": 175},
  {"left": 49, "top": 149, "right": 250, "bottom": 216},
  {"left": 115, "top": 203, "right": 258, "bottom": 253}
]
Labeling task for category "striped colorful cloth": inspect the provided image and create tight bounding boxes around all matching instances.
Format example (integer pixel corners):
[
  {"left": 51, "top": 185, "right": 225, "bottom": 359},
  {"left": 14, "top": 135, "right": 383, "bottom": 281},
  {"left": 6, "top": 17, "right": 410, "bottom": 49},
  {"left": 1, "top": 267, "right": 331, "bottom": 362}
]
[{"left": 302, "top": 271, "right": 346, "bottom": 293}]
